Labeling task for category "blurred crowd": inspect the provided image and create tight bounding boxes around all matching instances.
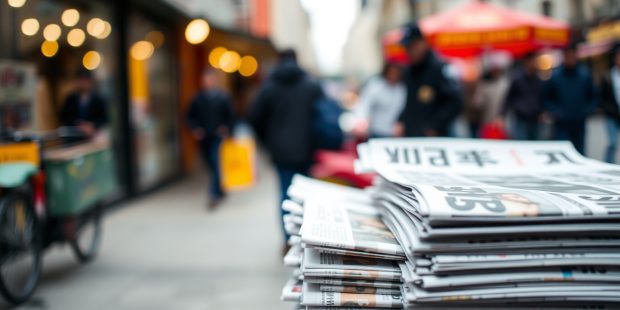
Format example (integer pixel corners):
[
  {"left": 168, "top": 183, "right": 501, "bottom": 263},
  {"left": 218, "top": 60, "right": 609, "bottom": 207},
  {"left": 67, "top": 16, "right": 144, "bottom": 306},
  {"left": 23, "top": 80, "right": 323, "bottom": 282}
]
[
  {"left": 185, "top": 21, "right": 620, "bottom": 246},
  {"left": 352, "top": 22, "right": 613, "bottom": 160}
]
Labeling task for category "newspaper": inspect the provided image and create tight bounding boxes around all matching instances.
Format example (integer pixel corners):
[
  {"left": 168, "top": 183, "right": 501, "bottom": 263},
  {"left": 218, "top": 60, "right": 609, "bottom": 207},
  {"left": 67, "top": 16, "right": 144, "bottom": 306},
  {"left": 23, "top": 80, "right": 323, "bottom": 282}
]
[
  {"left": 284, "top": 245, "right": 303, "bottom": 267},
  {"left": 301, "top": 249, "right": 401, "bottom": 281},
  {"left": 304, "top": 277, "right": 401, "bottom": 289},
  {"left": 359, "top": 138, "right": 620, "bottom": 308},
  {"left": 301, "top": 283, "right": 403, "bottom": 308},
  {"left": 319, "top": 284, "right": 400, "bottom": 295},
  {"left": 303, "top": 249, "right": 401, "bottom": 273},
  {"left": 301, "top": 198, "right": 405, "bottom": 257},
  {"left": 281, "top": 276, "right": 302, "bottom": 302}
]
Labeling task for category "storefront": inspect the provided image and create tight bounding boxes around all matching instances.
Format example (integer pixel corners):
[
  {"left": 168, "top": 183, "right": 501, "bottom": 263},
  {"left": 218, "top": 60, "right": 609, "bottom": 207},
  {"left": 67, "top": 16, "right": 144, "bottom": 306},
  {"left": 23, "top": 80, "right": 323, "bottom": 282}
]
[
  {"left": 178, "top": 26, "right": 278, "bottom": 171},
  {"left": 0, "top": 0, "right": 185, "bottom": 198},
  {"left": 580, "top": 16, "right": 620, "bottom": 83}
]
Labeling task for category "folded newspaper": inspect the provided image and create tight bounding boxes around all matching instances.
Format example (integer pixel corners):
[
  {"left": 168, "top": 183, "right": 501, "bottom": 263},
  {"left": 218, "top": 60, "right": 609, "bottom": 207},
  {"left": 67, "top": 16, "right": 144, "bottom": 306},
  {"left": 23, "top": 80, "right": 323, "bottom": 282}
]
[{"left": 281, "top": 138, "right": 620, "bottom": 309}]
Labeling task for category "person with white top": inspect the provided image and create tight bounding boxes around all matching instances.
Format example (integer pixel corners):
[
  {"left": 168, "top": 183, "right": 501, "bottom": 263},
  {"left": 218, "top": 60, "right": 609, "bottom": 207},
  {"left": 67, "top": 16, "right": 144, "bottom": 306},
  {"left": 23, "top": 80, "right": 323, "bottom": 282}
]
[
  {"left": 601, "top": 47, "right": 620, "bottom": 163},
  {"left": 352, "top": 62, "right": 406, "bottom": 138}
]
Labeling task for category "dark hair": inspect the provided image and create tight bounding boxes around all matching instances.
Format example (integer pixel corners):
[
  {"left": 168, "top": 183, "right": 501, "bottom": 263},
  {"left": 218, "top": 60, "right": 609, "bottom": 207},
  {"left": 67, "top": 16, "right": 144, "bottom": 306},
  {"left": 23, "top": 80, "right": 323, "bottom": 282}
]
[
  {"left": 278, "top": 49, "right": 297, "bottom": 63},
  {"left": 381, "top": 62, "right": 402, "bottom": 78},
  {"left": 522, "top": 51, "right": 538, "bottom": 61},
  {"left": 562, "top": 41, "right": 578, "bottom": 53}
]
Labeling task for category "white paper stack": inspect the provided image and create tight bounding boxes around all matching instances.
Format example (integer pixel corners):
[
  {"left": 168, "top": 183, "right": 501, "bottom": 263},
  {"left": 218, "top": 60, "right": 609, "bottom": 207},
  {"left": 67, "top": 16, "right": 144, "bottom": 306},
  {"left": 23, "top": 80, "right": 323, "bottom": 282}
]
[
  {"left": 281, "top": 176, "right": 406, "bottom": 309},
  {"left": 358, "top": 138, "right": 620, "bottom": 309}
]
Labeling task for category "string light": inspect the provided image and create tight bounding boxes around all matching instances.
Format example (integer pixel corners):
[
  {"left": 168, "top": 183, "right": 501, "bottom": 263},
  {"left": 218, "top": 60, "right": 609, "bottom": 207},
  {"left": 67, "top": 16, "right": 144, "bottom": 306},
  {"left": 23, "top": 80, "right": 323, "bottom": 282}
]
[
  {"left": 21, "top": 18, "right": 39, "bottom": 36},
  {"left": 185, "top": 19, "right": 209, "bottom": 44},
  {"left": 43, "top": 24, "right": 61, "bottom": 41},
  {"left": 83, "top": 51, "right": 101, "bottom": 70},
  {"left": 61, "top": 9, "right": 80, "bottom": 27}
]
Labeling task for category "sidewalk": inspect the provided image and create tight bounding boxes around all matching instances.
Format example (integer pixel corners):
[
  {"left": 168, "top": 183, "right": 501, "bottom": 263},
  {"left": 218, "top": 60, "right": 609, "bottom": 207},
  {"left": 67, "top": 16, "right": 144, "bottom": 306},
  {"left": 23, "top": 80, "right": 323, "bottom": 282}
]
[{"left": 6, "top": 159, "right": 291, "bottom": 310}]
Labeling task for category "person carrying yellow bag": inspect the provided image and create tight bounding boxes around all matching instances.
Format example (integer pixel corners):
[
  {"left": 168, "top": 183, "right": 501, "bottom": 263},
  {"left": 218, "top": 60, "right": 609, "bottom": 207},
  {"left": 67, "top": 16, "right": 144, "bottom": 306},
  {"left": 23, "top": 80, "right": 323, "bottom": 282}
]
[
  {"left": 186, "top": 69, "right": 235, "bottom": 209},
  {"left": 219, "top": 123, "right": 257, "bottom": 192}
]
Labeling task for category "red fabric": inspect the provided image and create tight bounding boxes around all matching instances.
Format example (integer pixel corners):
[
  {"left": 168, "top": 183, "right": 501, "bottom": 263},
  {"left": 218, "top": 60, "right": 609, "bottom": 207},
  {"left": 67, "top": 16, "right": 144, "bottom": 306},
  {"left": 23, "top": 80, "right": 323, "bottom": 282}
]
[
  {"left": 480, "top": 124, "right": 509, "bottom": 140},
  {"left": 383, "top": 1, "right": 570, "bottom": 60}
]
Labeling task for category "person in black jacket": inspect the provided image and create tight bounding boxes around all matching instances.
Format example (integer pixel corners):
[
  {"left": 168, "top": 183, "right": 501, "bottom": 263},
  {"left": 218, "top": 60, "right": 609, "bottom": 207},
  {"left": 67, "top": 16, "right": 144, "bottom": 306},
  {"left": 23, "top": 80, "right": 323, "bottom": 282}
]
[
  {"left": 601, "top": 48, "right": 620, "bottom": 163},
  {"left": 395, "top": 22, "right": 462, "bottom": 137},
  {"left": 249, "top": 49, "right": 322, "bottom": 243},
  {"left": 542, "top": 44, "right": 598, "bottom": 155},
  {"left": 499, "top": 51, "right": 544, "bottom": 140},
  {"left": 187, "top": 69, "right": 235, "bottom": 209},
  {"left": 60, "top": 70, "right": 108, "bottom": 137}
]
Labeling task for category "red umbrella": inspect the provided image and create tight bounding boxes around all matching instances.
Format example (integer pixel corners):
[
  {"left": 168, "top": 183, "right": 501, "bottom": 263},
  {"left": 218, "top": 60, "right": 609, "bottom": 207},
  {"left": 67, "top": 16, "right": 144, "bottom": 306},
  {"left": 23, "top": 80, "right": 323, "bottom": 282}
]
[{"left": 384, "top": 1, "right": 570, "bottom": 60}]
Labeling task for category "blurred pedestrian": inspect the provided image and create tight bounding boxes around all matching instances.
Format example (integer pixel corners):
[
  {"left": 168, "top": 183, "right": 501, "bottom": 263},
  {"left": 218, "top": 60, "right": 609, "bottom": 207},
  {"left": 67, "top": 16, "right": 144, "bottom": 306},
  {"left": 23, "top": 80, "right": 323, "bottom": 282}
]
[
  {"left": 472, "top": 54, "right": 510, "bottom": 137},
  {"left": 352, "top": 62, "right": 406, "bottom": 138},
  {"left": 601, "top": 47, "right": 620, "bottom": 163},
  {"left": 186, "top": 69, "right": 234, "bottom": 209},
  {"left": 249, "top": 49, "right": 323, "bottom": 244},
  {"left": 542, "top": 44, "right": 598, "bottom": 154},
  {"left": 60, "top": 70, "right": 108, "bottom": 138},
  {"left": 499, "top": 52, "right": 544, "bottom": 140},
  {"left": 395, "top": 22, "right": 462, "bottom": 137}
]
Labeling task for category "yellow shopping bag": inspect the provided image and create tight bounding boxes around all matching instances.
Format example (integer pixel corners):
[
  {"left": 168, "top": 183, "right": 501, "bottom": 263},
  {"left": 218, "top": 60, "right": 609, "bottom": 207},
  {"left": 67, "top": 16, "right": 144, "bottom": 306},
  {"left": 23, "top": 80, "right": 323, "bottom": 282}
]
[{"left": 219, "top": 137, "right": 256, "bottom": 191}]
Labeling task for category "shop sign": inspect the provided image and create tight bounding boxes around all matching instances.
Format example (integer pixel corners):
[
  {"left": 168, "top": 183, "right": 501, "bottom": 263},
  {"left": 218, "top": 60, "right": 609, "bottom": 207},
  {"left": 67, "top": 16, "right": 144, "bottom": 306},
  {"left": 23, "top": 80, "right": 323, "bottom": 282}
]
[
  {"left": 587, "top": 20, "right": 620, "bottom": 44},
  {"left": 0, "top": 60, "right": 37, "bottom": 131}
]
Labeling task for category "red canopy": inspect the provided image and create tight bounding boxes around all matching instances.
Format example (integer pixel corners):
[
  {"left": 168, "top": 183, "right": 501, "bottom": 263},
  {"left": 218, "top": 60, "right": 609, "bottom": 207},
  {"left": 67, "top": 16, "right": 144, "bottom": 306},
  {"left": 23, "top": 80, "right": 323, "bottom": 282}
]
[{"left": 384, "top": 1, "right": 570, "bottom": 60}]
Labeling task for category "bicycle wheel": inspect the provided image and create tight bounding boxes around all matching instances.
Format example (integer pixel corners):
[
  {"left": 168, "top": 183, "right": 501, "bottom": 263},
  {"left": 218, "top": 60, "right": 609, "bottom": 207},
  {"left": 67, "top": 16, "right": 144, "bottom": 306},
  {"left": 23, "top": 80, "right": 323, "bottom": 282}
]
[
  {"left": 70, "top": 204, "right": 102, "bottom": 263},
  {"left": 0, "top": 192, "right": 41, "bottom": 305}
]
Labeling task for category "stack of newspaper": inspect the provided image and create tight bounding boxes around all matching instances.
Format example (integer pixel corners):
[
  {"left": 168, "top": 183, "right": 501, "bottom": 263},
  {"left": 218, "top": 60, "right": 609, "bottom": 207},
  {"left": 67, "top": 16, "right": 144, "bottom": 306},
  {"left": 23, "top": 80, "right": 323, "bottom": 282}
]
[
  {"left": 356, "top": 138, "right": 620, "bottom": 309},
  {"left": 281, "top": 175, "right": 406, "bottom": 309}
]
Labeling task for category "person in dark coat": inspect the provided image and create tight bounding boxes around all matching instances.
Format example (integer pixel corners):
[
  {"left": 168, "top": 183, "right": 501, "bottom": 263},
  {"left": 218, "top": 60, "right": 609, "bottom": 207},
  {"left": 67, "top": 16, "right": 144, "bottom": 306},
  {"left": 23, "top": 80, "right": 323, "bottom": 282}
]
[
  {"left": 601, "top": 47, "right": 620, "bottom": 163},
  {"left": 60, "top": 70, "right": 108, "bottom": 137},
  {"left": 395, "top": 22, "right": 463, "bottom": 137},
  {"left": 249, "top": 49, "right": 323, "bottom": 243},
  {"left": 187, "top": 69, "right": 235, "bottom": 209},
  {"left": 542, "top": 43, "right": 598, "bottom": 155},
  {"left": 499, "top": 51, "right": 544, "bottom": 140}
]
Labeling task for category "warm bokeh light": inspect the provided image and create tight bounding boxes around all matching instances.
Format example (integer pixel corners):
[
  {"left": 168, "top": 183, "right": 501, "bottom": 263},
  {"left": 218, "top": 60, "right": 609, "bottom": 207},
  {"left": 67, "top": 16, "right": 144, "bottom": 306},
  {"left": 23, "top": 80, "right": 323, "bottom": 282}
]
[
  {"left": 43, "top": 24, "right": 61, "bottom": 41},
  {"left": 41, "top": 40, "right": 59, "bottom": 57},
  {"left": 208, "top": 47, "right": 227, "bottom": 69},
  {"left": 21, "top": 18, "right": 39, "bottom": 36},
  {"left": 83, "top": 51, "right": 101, "bottom": 70},
  {"left": 145, "top": 30, "right": 165, "bottom": 48},
  {"left": 130, "top": 41, "right": 155, "bottom": 61},
  {"left": 8, "top": 0, "right": 26, "bottom": 8},
  {"left": 537, "top": 53, "right": 554, "bottom": 71},
  {"left": 238, "top": 56, "right": 258, "bottom": 77},
  {"left": 67, "top": 28, "right": 86, "bottom": 47},
  {"left": 61, "top": 9, "right": 80, "bottom": 27},
  {"left": 185, "top": 19, "right": 210, "bottom": 44},
  {"left": 219, "top": 51, "right": 241, "bottom": 73},
  {"left": 87, "top": 18, "right": 106, "bottom": 38},
  {"left": 96, "top": 21, "right": 112, "bottom": 39}
]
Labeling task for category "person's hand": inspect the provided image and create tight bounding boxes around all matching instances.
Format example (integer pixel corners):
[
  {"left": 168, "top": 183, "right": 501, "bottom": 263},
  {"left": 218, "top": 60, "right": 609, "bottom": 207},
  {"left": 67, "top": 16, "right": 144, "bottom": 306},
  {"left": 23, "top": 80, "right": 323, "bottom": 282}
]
[
  {"left": 424, "top": 128, "right": 438, "bottom": 137},
  {"left": 78, "top": 121, "right": 96, "bottom": 137},
  {"left": 192, "top": 128, "right": 205, "bottom": 140},
  {"left": 351, "top": 119, "right": 369, "bottom": 139},
  {"left": 393, "top": 123, "right": 404, "bottom": 137}
]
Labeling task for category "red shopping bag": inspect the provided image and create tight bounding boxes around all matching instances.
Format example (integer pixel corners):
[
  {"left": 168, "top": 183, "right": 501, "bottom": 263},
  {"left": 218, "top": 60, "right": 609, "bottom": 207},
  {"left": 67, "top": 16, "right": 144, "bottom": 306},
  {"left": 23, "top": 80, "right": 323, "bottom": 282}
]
[{"left": 480, "top": 123, "right": 509, "bottom": 140}]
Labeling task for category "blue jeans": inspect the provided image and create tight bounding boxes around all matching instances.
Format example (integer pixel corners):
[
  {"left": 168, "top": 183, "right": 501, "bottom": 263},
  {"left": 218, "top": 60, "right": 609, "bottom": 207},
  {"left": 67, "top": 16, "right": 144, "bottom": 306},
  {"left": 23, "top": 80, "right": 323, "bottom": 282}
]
[
  {"left": 276, "top": 165, "right": 309, "bottom": 243},
  {"left": 554, "top": 121, "right": 586, "bottom": 155},
  {"left": 513, "top": 117, "right": 539, "bottom": 140},
  {"left": 200, "top": 137, "right": 223, "bottom": 200},
  {"left": 606, "top": 118, "right": 620, "bottom": 163}
]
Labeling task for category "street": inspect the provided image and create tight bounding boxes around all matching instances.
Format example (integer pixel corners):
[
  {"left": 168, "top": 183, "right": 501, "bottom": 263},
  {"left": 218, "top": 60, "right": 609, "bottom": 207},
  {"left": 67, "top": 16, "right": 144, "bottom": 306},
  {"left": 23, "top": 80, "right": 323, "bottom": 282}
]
[
  {"left": 2, "top": 156, "right": 290, "bottom": 310},
  {"left": 0, "top": 116, "right": 615, "bottom": 310}
]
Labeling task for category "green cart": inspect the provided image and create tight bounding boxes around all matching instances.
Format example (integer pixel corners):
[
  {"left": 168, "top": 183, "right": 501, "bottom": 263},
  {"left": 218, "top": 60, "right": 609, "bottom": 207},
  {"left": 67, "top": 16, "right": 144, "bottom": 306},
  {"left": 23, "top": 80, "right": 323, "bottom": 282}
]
[{"left": 0, "top": 129, "right": 115, "bottom": 305}]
